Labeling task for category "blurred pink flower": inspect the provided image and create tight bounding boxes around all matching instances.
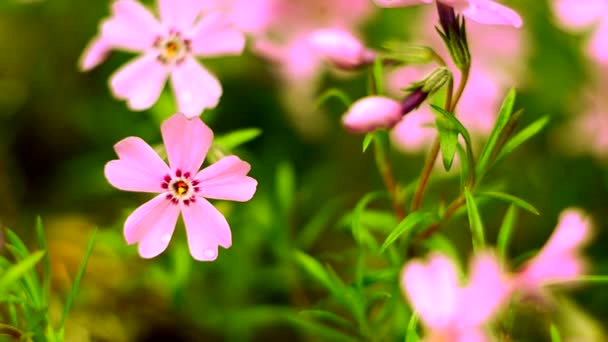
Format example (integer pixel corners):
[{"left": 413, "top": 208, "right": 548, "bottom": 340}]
[
  {"left": 373, "top": 0, "right": 523, "bottom": 28},
  {"left": 342, "top": 96, "right": 403, "bottom": 133},
  {"left": 551, "top": 0, "right": 608, "bottom": 64},
  {"left": 104, "top": 113, "right": 257, "bottom": 261},
  {"left": 80, "top": 0, "right": 245, "bottom": 117},
  {"left": 402, "top": 253, "right": 509, "bottom": 341},
  {"left": 307, "top": 29, "right": 376, "bottom": 70},
  {"left": 514, "top": 208, "right": 592, "bottom": 290}
]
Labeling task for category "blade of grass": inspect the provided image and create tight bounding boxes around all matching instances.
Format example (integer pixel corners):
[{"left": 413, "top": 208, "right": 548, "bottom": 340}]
[
  {"left": 56, "top": 228, "right": 97, "bottom": 335},
  {"left": 497, "top": 205, "right": 518, "bottom": 258},
  {"left": 464, "top": 188, "right": 485, "bottom": 250},
  {"left": 0, "top": 250, "right": 45, "bottom": 296},
  {"left": 35, "top": 217, "right": 51, "bottom": 308}
]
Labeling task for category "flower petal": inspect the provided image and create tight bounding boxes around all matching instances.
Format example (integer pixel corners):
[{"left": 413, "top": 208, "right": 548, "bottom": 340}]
[
  {"left": 123, "top": 193, "right": 180, "bottom": 258},
  {"left": 79, "top": 37, "right": 111, "bottom": 71},
  {"left": 188, "top": 12, "right": 246, "bottom": 57},
  {"left": 459, "top": 253, "right": 509, "bottom": 328},
  {"left": 553, "top": 0, "right": 606, "bottom": 30},
  {"left": 181, "top": 198, "right": 232, "bottom": 261},
  {"left": 589, "top": 18, "right": 608, "bottom": 63},
  {"left": 462, "top": 0, "right": 523, "bottom": 28},
  {"left": 161, "top": 113, "right": 213, "bottom": 175},
  {"left": 102, "top": 0, "right": 163, "bottom": 51},
  {"left": 402, "top": 254, "right": 459, "bottom": 329},
  {"left": 342, "top": 96, "right": 403, "bottom": 134},
  {"left": 195, "top": 156, "right": 257, "bottom": 201},
  {"left": 372, "top": 0, "right": 433, "bottom": 7},
  {"left": 105, "top": 137, "right": 170, "bottom": 192},
  {"left": 170, "top": 57, "right": 222, "bottom": 117},
  {"left": 158, "top": 0, "right": 201, "bottom": 32},
  {"left": 110, "top": 53, "right": 169, "bottom": 111},
  {"left": 542, "top": 208, "right": 592, "bottom": 257}
]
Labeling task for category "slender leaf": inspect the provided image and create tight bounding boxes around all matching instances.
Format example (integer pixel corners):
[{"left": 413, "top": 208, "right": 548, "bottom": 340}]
[
  {"left": 435, "top": 115, "right": 459, "bottom": 171},
  {"left": 351, "top": 191, "right": 388, "bottom": 247},
  {"left": 550, "top": 324, "right": 561, "bottom": 342},
  {"left": 495, "top": 115, "right": 550, "bottom": 163},
  {"left": 35, "top": 217, "right": 51, "bottom": 308},
  {"left": 297, "top": 198, "right": 345, "bottom": 249},
  {"left": 0, "top": 251, "right": 45, "bottom": 296},
  {"left": 213, "top": 128, "right": 262, "bottom": 150},
  {"left": 299, "top": 310, "right": 353, "bottom": 329},
  {"left": 477, "top": 88, "right": 516, "bottom": 175},
  {"left": 4, "top": 229, "right": 29, "bottom": 256},
  {"left": 293, "top": 251, "right": 336, "bottom": 293},
  {"left": 57, "top": 228, "right": 97, "bottom": 334},
  {"left": 287, "top": 315, "right": 360, "bottom": 342},
  {"left": 362, "top": 133, "right": 374, "bottom": 152},
  {"left": 276, "top": 162, "right": 296, "bottom": 214},
  {"left": 478, "top": 191, "right": 540, "bottom": 215},
  {"left": 372, "top": 57, "right": 385, "bottom": 95},
  {"left": 464, "top": 188, "right": 485, "bottom": 250},
  {"left": 431, "top": 105, "right": 475, "bottom": 183},
  {"left": 315, "top": 88, "right": 353, "bottom": 109},
  {"left": 497, "top": 205, "right": 518, "bottom": 258},
  {"left": 405, "top": 313, "right": 420, "bottom": 342},
  {"left": 380, "top": 211, "right": 435, "bottom": 253}
]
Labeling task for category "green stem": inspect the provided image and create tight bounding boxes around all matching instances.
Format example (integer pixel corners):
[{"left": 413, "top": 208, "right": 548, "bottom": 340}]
[{"left": 374, "top": 133, "right": 406, "bottom": 220}]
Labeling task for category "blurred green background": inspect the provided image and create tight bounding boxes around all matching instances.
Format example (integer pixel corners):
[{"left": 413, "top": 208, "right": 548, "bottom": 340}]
[{"left": 0, "top": 0, "right": 607, "bottom": 341}]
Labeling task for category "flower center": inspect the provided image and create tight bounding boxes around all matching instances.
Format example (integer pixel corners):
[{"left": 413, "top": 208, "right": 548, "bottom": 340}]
[
  {"left": 154, "top": 30, "right": 191, "bottom": 65},
  {"left": 161, "top": 169, "right": 200, "bottom": 205}
]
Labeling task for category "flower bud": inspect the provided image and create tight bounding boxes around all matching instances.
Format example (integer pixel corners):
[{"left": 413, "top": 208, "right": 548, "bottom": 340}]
[
  {"left": 435, "top": 2, "right": 471, "bottom": 71},
  {"left": 381, "top": 42, "right": 437, "bottom": 64},
  {"left": 308, "top": 29, "right": 376, "bottom": 70},
  {"left": 342, "top": 96, "right": 403, "bottom": 133},
  {"left": 420, "top": 67, "right": 451, "bottom": 94}
]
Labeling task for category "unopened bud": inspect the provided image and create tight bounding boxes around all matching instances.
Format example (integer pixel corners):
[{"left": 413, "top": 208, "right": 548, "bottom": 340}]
[
  {"left": 381, "top": 42, "right": 437, "bottom": 65},
  {"left": 435, "top": 2, "right": 471, "bottom": 70},
  {"left": 421, "top": 67, "right": 451, "bottom": 94},
  {"left": 308, "top": 29, "right": 376, "bottom": 70},
  {"left": 342, "top": 96, "right": 403, "bottom": 134}
]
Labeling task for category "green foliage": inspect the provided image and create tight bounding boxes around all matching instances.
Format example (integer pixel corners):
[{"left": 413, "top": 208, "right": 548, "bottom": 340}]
[
  {"left": 464, "top": 188, "right": 485, "bottom": 250},
  {"left": 213, "top": 128, "right": 262, "bottom": 151},
  {"left": 497, "top": 205, "right": 518, "bottom": 259},
  {"left": 380, "top": 211, "right": 436, "bottom": 253},
  {"left": 494, "top": 115, "right": 550, "bottom": 164},
  {"left": 315, "top": 88, "right": 354, "bottom": 109},
  {"left": 477, "top": 191, "right": 540, "bottom": 215},
  {"left": 435, "top": 114, "right": 459, "bottom": 171}
]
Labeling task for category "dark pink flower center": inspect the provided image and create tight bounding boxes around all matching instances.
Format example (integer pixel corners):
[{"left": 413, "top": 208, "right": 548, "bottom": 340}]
[
  {"left": 161, "top": 169, "right": 200, "bottom": 205},
  {"left": 154, "top": 30, "right": 192, "bottom": 65}
]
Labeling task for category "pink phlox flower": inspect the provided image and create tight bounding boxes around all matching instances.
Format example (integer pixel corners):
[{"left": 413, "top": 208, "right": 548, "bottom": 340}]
[
  {"left": 80, "top": 0, "right": 246, "bottom": 117},
  {"left": 552, "top": 0, "right": 608, "bottom": 64},
  {"left": 402, "top": 252, "right": 509, "bottom": 342},
  {"left": 514, "top": 208, "right": 592, "bottom": 291},
  {"left": 373, "top": 0, "right": 523, "bottom": 28},
  {"left": 307, "top": 29, "right": 376, "bottom": 70},
  {"left": 104, "top": 113, "right": 257, "bottom": 261},
  {"left": 342, "top": 96, "right": 403, "bottom": 133}
]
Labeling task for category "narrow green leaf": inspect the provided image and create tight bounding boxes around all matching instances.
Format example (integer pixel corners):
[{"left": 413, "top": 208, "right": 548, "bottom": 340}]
[
  {"left": 477, "top": 88, "right": 516, "bottom": 176},
  {"left": 430, "top": 105, "right": 476, "bottom": 183},
  {"left": 293, "top": 251, "right": 336, "bottom": 293},
  {"left": 35, "top": 217, "right": 51, "bottom": 307},
  {"left": 550, "top": 324, "right": 561, "bottom": 342},
  {"left": 495, "top": 115, "right": 550, "bottom": 163},
  {"left": 0, "top": 250, "right": 45, "bottom": 296},
  {"left": 297, "top": 198, "right": 345, "bottom": 249},
  {"left": 287, "top": 315, "right": 360, "bottom": 342},
  {"left": 372, "top": 57, "right": 385, "bottom": 95},
  {"left": 478, "top": 191, "right": 540, "bottom": 215},
  {"left": 276, "top": 162, "right": 296, "bottom": 214},
  {"left": 380, "top": 211, "right": 435, "bottom": 253},
  {"left": 497, "top": 205, "right": 518, "bottom": 258},
  {"left": 4, "top": 229, "right": 29, "bottom": 256},
  {"left": 57, "top": 228, "right": 97, "bottom": 334},
  {"left": 299, "top": 310, "right": 353, "bottom": 329},
  {"left": 464, "top": 188, "right": 485, "bottom": 250},
  {"left": 405, "top": 313, "right": 420, "bottom": 342},
  {"left": 213, "top": 128, "right": 262, "bottom": 150},
  {"left": 362, "top": 133, "right": 374, "bottom": 153},
  {"left": 4, "top": 244, "right": 43, "bottom": 307},
  {"left": 435, "top": 115, "right": 459, "bottom": 171},
  {"left": 351, "top": 191, "right": 387, "bottom": 247},
  {"left": 315, "top": 88, "right": 353, "bottom": 109}
]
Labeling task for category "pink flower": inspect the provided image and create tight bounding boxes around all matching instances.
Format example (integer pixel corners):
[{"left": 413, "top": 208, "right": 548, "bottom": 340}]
[
  {"left": 551, "top": 0, "right": 608, "bottom": 64},
  {"left": 104, "top": 113, "right": 257, "bottom": 261},
  {"left": 342, "top": 96, "right": 403, "bottom": 133},
  {"left": 373, "top": 0, "right": 523, "bottom": 28},
  {"left": 402, "top": 253, "right": 509, "bottom": 342},
  {"left": 80, "top": 0, "right": 245, "bottom": 117},
  {"left": 307, "top": 29, "right": 376, "bottom": 70},
  {"left": 514, "top": 208, "right": 592, "bottom": 290}
]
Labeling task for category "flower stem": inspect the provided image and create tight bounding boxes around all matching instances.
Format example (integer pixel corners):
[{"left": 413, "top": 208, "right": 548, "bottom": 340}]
[{"left": 374, "top": 132, "right": 406, "bottom": 220}]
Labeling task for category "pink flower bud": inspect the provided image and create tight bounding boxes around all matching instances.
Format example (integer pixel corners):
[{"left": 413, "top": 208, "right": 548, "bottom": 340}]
[
  {"left": 308, "top": 29, "right": 375, "bottom": 70},
  {"left": 342, "top": 96, "right": 403, "bottom": 133}
]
